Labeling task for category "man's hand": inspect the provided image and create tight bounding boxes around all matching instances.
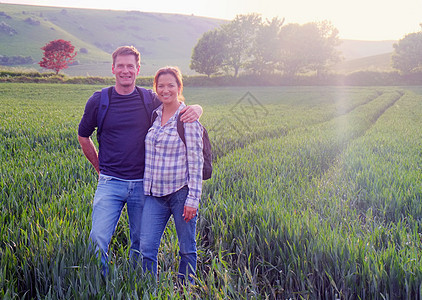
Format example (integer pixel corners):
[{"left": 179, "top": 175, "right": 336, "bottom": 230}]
[
  {"left": 183, "top": 206, "right": 197, "bottom": 222},
  {"left": 180, "top": 104, "right": 203, "bottom": 122}
]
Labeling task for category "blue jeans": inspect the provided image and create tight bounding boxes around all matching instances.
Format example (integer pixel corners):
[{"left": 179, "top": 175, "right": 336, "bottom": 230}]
[
  {"left": 140, "top": 186, "right": 197, "bottom": 284},
  {"left": 89, "top": 175, "right": 145, "bottom": 275}
]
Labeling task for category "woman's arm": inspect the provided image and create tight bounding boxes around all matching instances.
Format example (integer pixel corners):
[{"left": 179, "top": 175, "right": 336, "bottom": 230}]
[
  {"left": 183, "top": 206, "right": 197, "bottom": 222},
  {"left": 183, "top": 121, "right": 204, "bottom": 218}
]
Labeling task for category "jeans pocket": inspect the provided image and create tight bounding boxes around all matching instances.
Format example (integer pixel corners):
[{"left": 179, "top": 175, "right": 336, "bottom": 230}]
[{"left": 98, "top": 174, "right": 112, "bottom": 185}]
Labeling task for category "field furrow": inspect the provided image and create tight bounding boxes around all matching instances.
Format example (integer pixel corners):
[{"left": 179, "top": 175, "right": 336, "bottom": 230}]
[
  {"left": 196, "top": 89, "right": 413, "bottom": 298},
  {"left": 1, "top": 83, "right": 421, "bottom": 299},
  {"left": 195, "top": 86, "right": 387, "bottom": 159}
]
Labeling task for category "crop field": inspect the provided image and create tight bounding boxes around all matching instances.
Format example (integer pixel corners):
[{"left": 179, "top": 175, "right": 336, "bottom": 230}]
[{"left": 1, "top": 83, "right": 422, "bottom": 299}]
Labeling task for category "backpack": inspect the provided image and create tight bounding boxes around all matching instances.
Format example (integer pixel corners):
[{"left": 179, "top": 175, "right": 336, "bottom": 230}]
[
  {"left": 151, "top": 110, "right": 213, "bottom": 180},
  {"left": 97, "top": 86, "right": 154, "bottom": 137}
]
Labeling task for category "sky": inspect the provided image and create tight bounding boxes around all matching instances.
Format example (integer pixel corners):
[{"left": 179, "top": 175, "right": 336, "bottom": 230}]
[{"left": 1, "top": 0, "right": 421, "bottom": 41}]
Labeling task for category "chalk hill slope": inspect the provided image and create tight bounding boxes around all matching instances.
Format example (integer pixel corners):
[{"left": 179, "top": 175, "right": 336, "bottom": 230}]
[{"left": 0, "top": 3, "right": 397, "bottom": 75}]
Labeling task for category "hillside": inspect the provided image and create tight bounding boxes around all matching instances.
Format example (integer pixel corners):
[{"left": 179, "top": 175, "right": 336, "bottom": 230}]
[
  {"left": 333, "top": 52, "right": 394, "bottom": 74},
  {"left": 0, "top": 3, "right": 225, "bottom": 75},
  {"left": 337, "top": 39, "right": 395, "bottom": 60},
  {"left": 332, "top": 39, "right": 396, "bottom": 73},
  {"left": 0, "top": 3, "right": 398, "bottom": 76}
]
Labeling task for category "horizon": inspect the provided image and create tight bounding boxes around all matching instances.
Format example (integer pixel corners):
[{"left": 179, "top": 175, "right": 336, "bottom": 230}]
[{"left": 0, "top": 0, "right": 421, "bottom": 41}]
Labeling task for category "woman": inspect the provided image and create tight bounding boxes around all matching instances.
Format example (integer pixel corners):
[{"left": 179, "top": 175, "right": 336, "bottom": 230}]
[{"left": 141, "top": 66, "right": 203, "bottom": 285}]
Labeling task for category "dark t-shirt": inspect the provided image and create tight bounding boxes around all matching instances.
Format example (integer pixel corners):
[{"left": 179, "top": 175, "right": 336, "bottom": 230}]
[{"left": 78, "top": 87, "right": 159, "bottom": 180}]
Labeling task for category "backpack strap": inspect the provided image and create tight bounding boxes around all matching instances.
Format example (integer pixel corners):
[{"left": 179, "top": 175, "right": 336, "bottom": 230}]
[
  {"left": 97, "top": 86, "right": 113, "bottom": 136},
  {"left": 98, "top": 86, "right": 154, "bottom": 137},
  {"left": 176, "top": 113, "right": 186, "bottom": 145},
  {"left": 177, "top": 112, "right": 213, "bottom": 180},
  {"left": 153, "top": 111, "right": 212, "bottom": 180},
  {"left": 151, "top": 110, "right": 186, "bottom": 144},
  {"left": 136, "top": 86, "right": 154, "bottom": 122}
]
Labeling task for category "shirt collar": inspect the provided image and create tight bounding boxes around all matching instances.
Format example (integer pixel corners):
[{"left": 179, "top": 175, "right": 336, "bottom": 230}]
[{"left": 156, "top": 102, "right": 186, "bottom": 122}]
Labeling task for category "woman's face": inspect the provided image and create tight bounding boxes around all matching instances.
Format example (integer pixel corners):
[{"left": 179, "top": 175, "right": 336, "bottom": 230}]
[{"left": 156, "top": 73, "right": 181, "bottom": 106}]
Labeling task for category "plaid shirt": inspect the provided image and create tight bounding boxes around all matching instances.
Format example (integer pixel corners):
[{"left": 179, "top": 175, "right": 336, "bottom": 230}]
[{"left": 144, "top": 103, "right": 204, "bottom": 208}]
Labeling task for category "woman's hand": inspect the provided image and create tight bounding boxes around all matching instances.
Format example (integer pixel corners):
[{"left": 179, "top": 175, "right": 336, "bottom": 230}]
[
  {"left": 180, "top": 105, "right": 203, "bottom": 122},
  {"left": 183, "top": 205, "right": 197, "bottom": 222}
]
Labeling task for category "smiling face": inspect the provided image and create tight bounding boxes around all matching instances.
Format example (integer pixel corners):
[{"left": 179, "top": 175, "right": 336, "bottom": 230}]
[
  {"left": 155, "top": 73, "right": 181, "bottom": 106},
  {"left": 112, "top": 54, "right": 140, "bottom": 94}
]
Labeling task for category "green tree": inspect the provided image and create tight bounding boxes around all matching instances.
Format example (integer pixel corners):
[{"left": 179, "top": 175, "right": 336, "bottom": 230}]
[
  {"left": 392, "top": 27, "right": 422, "bottom": 74},
  {"left": 278, "top": 21, "right": 340, "bottom": 76},
  {"left": 309, "top": 21, "right": 341, "bottom": 75},
  {"left": 248, "top": 17, "right": 285, "bottom": 75},
  {"left": 190, "top": 29, "right": 226, "bottom": 77},
  {"left": 221, "top": 14, "right": 262, "bottom": 77}
]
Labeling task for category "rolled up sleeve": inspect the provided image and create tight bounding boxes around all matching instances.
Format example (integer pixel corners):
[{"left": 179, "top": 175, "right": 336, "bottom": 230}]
[{"left": 184, "top": 121, "right": 204, "bottom": 209}]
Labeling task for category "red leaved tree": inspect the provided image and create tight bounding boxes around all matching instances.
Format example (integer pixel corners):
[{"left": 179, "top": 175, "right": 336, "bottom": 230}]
[{"left": 39, "top": 39, "right": 77, "bottom": 74}]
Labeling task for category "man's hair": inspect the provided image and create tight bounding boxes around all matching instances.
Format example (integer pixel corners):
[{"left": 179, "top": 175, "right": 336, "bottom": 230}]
[{"left": 112, "top": 46, "right": 141, "bottom": 67}]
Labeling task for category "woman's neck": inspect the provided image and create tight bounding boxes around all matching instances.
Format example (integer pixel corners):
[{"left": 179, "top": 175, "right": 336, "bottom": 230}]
[
  {"left": 162, "top": 101, "right": 181, "bottom": 115},
  {"left": 161, "top": 101, "right": 181, "bottom": 125}
]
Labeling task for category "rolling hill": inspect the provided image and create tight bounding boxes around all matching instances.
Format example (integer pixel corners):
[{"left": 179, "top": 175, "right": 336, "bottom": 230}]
[
  {"left": 333, "top": 52, "right": 394, "bottom": 74},
  {"left": 0, "top": 3, "right": 226, "bottom": 75},
  {"left": 0, "top": 3, "right": 398, "bottom": 76},
  {"left": 337, "top": 39, "right": 395, "bottom": 61},
  {"left": 333, "top": 39, "right": 396, "bottom": 73}
]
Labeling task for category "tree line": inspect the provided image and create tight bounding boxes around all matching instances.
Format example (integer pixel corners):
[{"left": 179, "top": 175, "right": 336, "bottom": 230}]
[
  {"left": 190, "top": 14, "right": 340, "bottom": 77},
  {"left": 190, "top": 15, "right": 422, "bottom": 78},
  {"left": 0, "top": 55, "right": 33, "bottom": 65},
  {"left": 16, "top": 15, "right": 422, "bottom": 82},
  {"left": 392, "top": 26, "right": 422, "bottom": 74}
]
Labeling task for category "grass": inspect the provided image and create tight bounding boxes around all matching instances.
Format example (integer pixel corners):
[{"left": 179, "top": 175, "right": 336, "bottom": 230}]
[{"left": 1, "top": 83, "right": 422, "bottom": 299}]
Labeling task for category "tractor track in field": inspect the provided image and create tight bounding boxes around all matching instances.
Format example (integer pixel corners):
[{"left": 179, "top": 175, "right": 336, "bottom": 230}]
[
  {"left": 314, "top": 89, "right": 405, "bottom": 181},
  {"left": 211, "top": 89, "right": 391, "bottom": 162},
  {"left": 362, "top": 89, "right": 404, "bottom": 132}
]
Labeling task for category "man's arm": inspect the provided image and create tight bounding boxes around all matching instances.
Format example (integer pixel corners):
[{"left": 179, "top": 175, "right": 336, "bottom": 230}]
[
  {"left": 78, "top": 135, "right": 100, "bottom": 175},
  {"left": 179, "top": 104, "right": 203, "bottom": 122},
  {"left": 150, "top": 88, "right": 202, "bottom": 122}
]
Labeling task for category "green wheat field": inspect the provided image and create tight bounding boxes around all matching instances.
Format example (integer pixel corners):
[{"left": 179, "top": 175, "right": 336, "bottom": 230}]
[{"left": 1, "top": 83, "right": 422, "bottom": 299}]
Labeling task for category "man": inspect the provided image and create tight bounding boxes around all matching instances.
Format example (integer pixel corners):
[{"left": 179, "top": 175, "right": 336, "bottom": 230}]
[{"left": 77, "top": 46, "right": 202, "bottom": 274}]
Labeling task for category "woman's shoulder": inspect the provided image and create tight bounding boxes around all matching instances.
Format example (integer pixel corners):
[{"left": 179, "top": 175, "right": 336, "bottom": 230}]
[{"left": 182, "top": 120, "right": 203, "bottom": 135}]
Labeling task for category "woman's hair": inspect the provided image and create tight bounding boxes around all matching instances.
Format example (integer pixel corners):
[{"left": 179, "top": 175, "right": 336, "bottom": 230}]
[
  {"left": 112, "top": 46, "right": 141, "bottom": 67},
  {"left": 153, "top": 66, "right": 185, "bottom": 102}
]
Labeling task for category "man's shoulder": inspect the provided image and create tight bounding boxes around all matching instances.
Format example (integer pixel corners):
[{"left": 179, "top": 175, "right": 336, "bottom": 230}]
[
  {"left": 88, "top": 89, "right": 102, "bottom": 103},
  {"left": 135, "top": 86, "right": 160, "bottom": 108},
  {"left": 87, "top": 86, "right": 114, "bottom": 105},
  {"left": 135, "top": 86, "right": 153, "bottom": 98}
]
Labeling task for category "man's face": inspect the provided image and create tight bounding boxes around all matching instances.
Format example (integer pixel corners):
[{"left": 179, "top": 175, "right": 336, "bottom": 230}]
[{"left": 112, "top": 54, "right": 140, "bottom": 89}]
